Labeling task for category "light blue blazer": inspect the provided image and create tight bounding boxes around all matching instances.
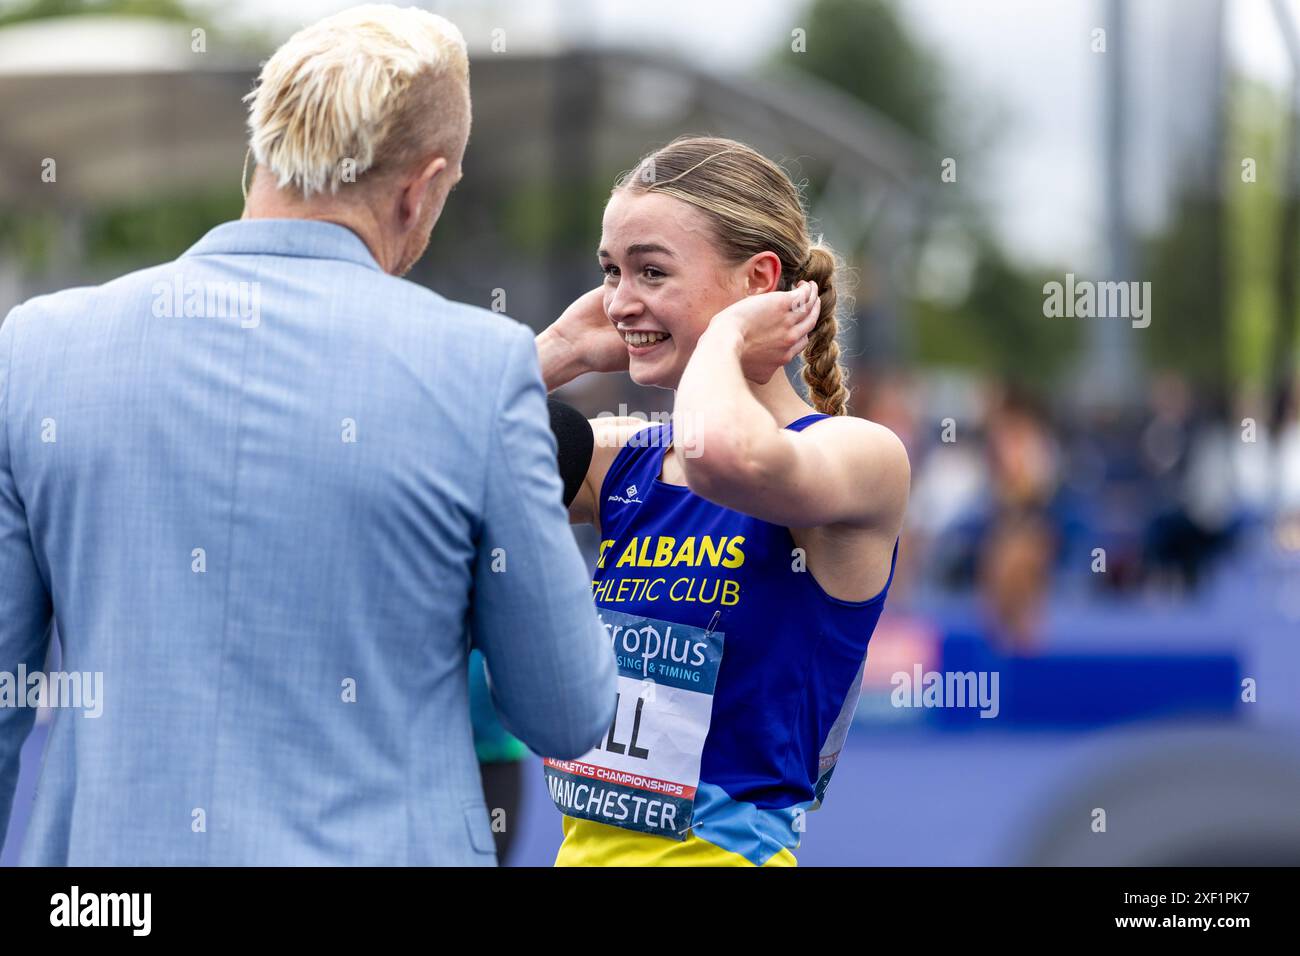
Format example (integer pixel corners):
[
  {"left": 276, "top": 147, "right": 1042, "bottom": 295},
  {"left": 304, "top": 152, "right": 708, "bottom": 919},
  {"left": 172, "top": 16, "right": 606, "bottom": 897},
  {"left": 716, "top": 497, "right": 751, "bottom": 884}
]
[{"left": 0, "top": 219, "right": 616, "bottom": 865}]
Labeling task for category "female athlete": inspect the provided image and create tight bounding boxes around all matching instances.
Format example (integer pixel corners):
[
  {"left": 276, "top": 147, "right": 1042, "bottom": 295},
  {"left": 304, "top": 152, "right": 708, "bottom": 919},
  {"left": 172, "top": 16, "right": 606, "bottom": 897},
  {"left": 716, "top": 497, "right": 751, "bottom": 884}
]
[{"left": 534, "top": 136, "right": 910, "bottom": 866}]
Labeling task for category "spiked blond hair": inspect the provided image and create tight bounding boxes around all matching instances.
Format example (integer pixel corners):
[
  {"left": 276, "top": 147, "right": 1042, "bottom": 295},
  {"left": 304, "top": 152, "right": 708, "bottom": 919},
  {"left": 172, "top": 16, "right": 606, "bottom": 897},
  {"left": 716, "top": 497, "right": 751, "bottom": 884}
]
[{"left": 245, "top": 5, "right": 470, "bottom": 199}]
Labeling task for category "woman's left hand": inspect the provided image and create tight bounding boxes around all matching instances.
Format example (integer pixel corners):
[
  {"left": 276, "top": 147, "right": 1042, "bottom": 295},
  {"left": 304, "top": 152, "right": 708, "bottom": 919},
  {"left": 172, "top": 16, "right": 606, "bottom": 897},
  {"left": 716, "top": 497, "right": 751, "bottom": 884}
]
[{"left": 707, "top": 281, "right": 821, "bottom": 385}]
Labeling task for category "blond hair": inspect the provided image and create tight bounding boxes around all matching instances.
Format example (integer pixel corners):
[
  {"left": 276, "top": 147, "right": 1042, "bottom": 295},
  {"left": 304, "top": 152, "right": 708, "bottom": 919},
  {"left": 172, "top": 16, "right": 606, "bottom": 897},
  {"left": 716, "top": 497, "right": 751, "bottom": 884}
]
[
  {"left": 616, "top": 137, "right": 851, "bottom": 416},
  {"left": 245, "top": 4, "right": 470, "bottom": 199}
]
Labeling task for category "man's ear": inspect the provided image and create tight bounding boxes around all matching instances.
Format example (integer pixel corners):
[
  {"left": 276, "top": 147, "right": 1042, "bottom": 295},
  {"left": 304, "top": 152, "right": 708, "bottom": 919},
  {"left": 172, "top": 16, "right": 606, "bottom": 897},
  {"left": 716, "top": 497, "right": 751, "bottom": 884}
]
[
  {"left": 742, "top": 251, "right": 783, "bottom": 295},
  {"left": 399, "top": 155, "right": 449, "bottom": 227}
]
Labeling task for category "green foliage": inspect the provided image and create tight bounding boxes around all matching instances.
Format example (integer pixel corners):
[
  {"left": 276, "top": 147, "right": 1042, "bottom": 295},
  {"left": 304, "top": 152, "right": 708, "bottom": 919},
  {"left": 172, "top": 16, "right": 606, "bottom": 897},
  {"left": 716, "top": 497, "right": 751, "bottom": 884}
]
[
  {"left": 782, "top": 0, "right": 1075, "bottom": 393},
  {"left": 82, "top": 188, "right": 243, "bottom": 266},
  {"left": 1141, "top": 196, "right": 1229, "bottom": 392},
  {"left": 0, "top": 209, "right": 62, "bottom": 272},
  {"left": 0, "top": 0, "right": 209, "bottom": 28},
  {"left": 912, "top": 235, "right": 1080, "bottom": 390},
  {"left": 779, "top": 0, "right": 944, "bottom": 143},
  {"left": 1223, "top": 77, "right": 1287, "bottom": 388},
  {"left": 427, "top": 168, "right": 614, "bottom": 264},
  {"left": 0, "top": 191, "right": 244, "bottom": 273},
  {"left": 500, "top": 177, "right": 612, "bottom": 256},
  {"left": 1139, "top": 76, "right": 1299, "bottom": 394}
]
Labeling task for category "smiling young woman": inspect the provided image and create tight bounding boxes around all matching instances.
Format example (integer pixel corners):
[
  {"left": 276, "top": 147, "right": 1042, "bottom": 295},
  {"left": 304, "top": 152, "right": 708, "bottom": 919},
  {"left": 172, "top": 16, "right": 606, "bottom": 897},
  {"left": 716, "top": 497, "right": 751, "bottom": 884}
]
[{"left": 534, "top": 136, "right": 910, "bottom": 867}]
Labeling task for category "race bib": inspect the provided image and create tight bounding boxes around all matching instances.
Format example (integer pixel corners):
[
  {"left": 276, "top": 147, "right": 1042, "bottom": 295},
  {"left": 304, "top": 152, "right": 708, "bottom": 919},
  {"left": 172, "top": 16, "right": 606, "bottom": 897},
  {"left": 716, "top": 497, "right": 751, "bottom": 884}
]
[{"left": 543, "top": 608, "right": 724, "bottom": 841}]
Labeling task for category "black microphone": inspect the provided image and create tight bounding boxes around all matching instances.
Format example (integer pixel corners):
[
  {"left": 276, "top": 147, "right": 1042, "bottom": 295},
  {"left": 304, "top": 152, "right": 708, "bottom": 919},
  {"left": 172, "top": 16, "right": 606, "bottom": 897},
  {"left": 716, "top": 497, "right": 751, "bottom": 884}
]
[{"left": 547, "top": 399, "right": 594, "bottom": 508}]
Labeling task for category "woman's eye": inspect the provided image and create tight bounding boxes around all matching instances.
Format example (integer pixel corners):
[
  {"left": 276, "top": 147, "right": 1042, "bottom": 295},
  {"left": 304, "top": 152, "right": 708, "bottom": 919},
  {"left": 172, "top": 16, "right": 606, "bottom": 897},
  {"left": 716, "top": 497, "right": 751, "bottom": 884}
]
[
  {"left": 601, "top": 264, "right": 619, "bottom": 279},
  {"left": 642, "top": 266, "right": 666, "bottom": 280}
]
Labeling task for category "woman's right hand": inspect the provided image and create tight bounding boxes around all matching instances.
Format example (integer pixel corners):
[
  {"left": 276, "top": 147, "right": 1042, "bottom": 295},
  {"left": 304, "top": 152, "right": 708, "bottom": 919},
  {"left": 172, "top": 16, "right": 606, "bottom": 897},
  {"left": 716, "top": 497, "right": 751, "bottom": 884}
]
[{"left": 546, "top": 287, "right": 629, "bottom": 376}]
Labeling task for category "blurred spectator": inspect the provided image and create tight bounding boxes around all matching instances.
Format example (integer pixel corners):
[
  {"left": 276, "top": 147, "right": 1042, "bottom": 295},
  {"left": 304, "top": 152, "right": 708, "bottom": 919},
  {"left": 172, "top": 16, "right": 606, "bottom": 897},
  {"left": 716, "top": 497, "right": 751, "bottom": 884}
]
[
  {"left": 1141, "top": 378, "right": 1243, "bottom": 593},
  {"left": 974, "top": 389, "right": 1066, "bottom": 652},
  {"left": 468, "top": 651, "right": 529, "bottom": 864}
]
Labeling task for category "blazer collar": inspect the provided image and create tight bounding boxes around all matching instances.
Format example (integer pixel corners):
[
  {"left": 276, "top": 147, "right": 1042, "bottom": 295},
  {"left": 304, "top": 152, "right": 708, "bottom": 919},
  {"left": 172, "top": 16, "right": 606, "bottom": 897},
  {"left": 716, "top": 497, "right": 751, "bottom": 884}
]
[{"left": 182, "top": 219, "right": 384, "bottom": 272}]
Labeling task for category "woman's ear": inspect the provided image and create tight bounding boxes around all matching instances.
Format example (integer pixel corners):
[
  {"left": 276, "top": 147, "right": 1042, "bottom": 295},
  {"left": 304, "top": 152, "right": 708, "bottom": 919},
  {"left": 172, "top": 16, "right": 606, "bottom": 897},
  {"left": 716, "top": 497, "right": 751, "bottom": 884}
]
[{"left": 742, "top": 251, "right": 784, "bottom": 295}]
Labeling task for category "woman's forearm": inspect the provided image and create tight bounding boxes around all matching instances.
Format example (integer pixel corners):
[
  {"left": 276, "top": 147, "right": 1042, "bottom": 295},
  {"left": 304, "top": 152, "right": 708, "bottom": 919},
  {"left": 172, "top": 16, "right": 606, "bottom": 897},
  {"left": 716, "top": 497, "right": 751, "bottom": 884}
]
[{"left": 675, "top": 319, "right": 774, "bottom": 484}]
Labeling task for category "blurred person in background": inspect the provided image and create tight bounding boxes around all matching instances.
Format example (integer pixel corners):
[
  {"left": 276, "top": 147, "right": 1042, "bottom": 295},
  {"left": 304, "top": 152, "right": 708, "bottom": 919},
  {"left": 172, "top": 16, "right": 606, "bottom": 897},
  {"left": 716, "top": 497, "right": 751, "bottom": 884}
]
[
  {"left": 975, "top": 389, "right": 1062, "bottom": 653},
  {"left": 532, "top": 137, "right": 911, "bottom": 866},
  {"left": 0, "top": 4, "right": 616, "bottom": 866},
  {"left": 852, "top": 366, "right": 923, "bottom": 603},
  {"left": 1273, "top": 381, "right": 1300, "bottom": 516},
  {"left": 905, "top": 387, "right": 990, "bottom": 591},
  {"left": 467, "top": 649, "right": 528, "bottom": 864},
  {"left": 1141, "top": 379, "right": 1243, "bottom": 593}
]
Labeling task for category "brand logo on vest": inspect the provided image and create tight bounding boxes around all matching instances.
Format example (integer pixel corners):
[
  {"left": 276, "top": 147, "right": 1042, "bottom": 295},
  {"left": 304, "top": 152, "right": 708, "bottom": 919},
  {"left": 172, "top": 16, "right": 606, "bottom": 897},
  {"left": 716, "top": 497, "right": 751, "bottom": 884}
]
[{"left": 608, "top": 483, "right": 642, "bottom": 505}]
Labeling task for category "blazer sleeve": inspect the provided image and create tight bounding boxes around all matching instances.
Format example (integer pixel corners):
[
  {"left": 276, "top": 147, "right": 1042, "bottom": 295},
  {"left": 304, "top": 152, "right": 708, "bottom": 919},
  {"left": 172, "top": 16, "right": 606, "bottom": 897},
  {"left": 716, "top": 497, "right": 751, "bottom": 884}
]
[
  {"left": 467, "top": 323, "right": 616, "bottom": 759},
  {"left": 0, "top": 309, "right": 53, "bottom": 856}
]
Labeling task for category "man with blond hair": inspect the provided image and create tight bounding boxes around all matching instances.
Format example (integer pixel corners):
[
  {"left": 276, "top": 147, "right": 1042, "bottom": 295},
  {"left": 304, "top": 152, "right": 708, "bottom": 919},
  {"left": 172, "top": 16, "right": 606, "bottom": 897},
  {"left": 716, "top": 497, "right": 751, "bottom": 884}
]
[{"left": 0, "top": 5, "right": 615, "bottom": 865}]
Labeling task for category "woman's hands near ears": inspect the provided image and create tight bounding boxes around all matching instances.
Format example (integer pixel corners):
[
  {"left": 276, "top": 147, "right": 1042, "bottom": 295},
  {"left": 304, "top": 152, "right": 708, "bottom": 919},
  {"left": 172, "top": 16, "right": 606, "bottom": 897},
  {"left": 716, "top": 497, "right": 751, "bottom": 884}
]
[
  {"left": 709, "top": 280, "right": 820, "bottom": 385},
  {"left": 548, "top": 286, "right": 629, "bottom": 376}
]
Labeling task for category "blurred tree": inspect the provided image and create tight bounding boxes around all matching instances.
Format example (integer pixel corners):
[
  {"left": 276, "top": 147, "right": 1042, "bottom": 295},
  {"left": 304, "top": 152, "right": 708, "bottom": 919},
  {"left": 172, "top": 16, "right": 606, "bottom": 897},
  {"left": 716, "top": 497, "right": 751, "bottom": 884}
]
[
  {"left": 0, "top": 209, "right": 62, "bottom": 273},
  {"left": 0, "top": 0, "right": 265, "bottom": 275},
  {"left": 0, "top": 0, "right": 209, "bottom": 28},
  {"left": 781, "top": 0, "right": 1077, "bottom": 397},
  {"left": 1223, "top": 78, "right": 1283, "bottom": 391},
  {"left": 1143, "top": 75, "right": 1299, "bottom": 410},
  {"left": 912, "top": 230, "right": 1078, "bottom": 389},
  {"left": 1141, "top": 196, "right": 1229, "bottom": 397},
  {"left": 84, "top": 188, "right": 243, "bottom": 266},
  {"left": 778, "top": 0, "right": 944, "bottom": 143}
]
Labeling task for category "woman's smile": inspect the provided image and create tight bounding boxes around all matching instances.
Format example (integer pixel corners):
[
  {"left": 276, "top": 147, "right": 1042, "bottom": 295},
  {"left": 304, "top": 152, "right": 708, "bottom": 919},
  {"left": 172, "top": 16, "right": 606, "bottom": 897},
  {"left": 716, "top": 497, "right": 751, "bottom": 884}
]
[{"left": 622, "top": 329, "right": 673, "bottom": 355}]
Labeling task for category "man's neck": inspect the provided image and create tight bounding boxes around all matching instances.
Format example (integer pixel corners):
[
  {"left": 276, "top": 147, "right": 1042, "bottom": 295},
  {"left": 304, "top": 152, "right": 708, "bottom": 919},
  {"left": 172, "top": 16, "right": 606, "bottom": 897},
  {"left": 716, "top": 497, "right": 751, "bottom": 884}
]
[{"left": 242, "top": 172, "right": 396, "bottom": 273}]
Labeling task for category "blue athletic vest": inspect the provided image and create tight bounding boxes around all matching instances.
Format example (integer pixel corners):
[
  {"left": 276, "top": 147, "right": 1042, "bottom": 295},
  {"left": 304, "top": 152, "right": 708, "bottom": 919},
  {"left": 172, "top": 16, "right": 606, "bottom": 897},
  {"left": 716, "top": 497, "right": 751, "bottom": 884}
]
[{"left": 546, "top": 413, "right": 897, "bottom": 866}]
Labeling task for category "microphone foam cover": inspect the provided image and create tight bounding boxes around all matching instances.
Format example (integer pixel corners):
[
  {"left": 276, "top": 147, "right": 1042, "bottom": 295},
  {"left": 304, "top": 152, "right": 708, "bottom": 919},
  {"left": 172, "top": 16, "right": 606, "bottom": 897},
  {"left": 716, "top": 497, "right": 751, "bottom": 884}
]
[{"left": 547, "top": 398, "right": 594, "bottom": 508}]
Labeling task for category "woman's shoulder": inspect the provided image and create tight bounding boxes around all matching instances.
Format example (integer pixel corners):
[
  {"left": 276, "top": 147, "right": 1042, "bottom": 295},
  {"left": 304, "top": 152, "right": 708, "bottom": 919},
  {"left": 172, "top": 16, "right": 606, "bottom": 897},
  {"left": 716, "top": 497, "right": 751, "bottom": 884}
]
[
  {"left": 589, "top": 416, "right": 673, "bottom": 479},
  {"left": 797, "top": 414, "right": 910, "bottom": 532},
  {"left": 589, "top": 414, "right": 666, "bottom": 450},
  {"left": 803, "top": 414, "right": 910, "bottom": 477}
]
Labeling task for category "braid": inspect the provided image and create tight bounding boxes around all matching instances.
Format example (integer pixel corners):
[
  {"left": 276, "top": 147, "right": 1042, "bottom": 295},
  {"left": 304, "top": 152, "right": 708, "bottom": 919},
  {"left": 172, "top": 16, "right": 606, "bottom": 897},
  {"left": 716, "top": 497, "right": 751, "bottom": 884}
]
[{"left": 797, "top": 245, "right": 849, "bottom": 416}]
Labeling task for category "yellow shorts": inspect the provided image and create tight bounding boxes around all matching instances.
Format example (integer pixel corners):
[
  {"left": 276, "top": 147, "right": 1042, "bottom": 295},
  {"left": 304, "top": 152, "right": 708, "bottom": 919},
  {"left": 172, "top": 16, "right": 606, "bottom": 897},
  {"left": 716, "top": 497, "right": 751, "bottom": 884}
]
[{"left": 554, "top": 816, "right": 798, "bottom": 867}]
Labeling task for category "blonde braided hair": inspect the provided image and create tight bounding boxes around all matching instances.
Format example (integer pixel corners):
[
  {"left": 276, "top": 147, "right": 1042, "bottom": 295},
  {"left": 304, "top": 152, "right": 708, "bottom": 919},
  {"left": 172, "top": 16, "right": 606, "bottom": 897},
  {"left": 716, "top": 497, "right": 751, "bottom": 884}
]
[{"left": 796, "top": 246, "right": 849, "bottom": 416}]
